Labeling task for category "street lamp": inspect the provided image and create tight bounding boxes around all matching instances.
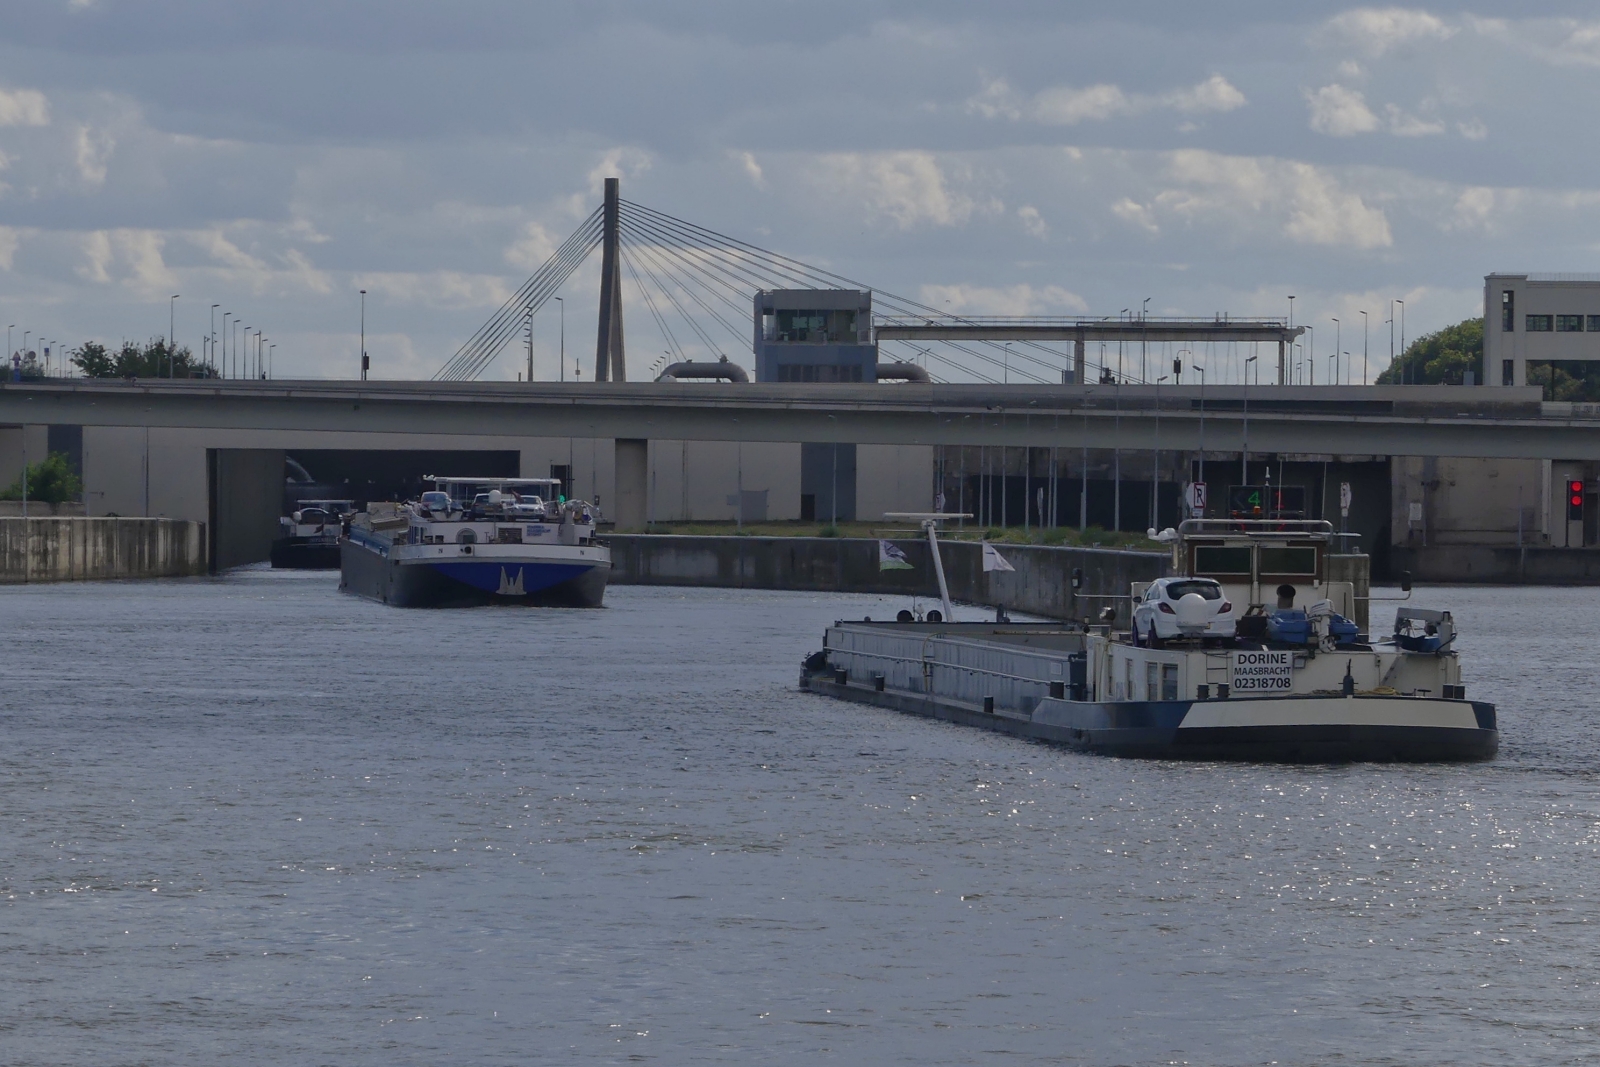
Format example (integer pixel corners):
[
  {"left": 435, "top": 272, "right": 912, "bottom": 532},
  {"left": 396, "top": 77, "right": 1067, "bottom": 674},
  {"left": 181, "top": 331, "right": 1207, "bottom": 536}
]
[
  {"left": 359, "top": 289, "right": 367, "bottom": 380},
  {"left": 269, "top": 344, "right": 275, "bottom": 379},
  {"left": 1153, "top": 374, "right": 1167, "bottom": 529},
  {"left": 222, "top": 312, "right": 232, "bottom": 378},
  {"left": 1193, "top": 364, "right": 1206, "bottom": 509},
  {"left": 169, "top": 294, "right": 179, "bottom": 376},
  {"left": 236, "top": 323, "right": 245, "bottom": 379},
  {"left": 1003, "top": 341, "right": 1011, "bottom": 384},
  {"left": 1360, "top": 310, "right": 1369, "bottom": 386},
  {"left": 210, "top": 304, "right": 219, "bottom": 375},
  {"left": 554, "top": 296, "right": 564, "bottom": 382},
  {"left": 1243, "top": 354, "right": 1259, "bottom": 493},
  {"left": 1396, "top": 298, "right": 1406, "bottom": 383},
  {"left": 1330, "top": 317, "right": 1340, "bottom": 386}
]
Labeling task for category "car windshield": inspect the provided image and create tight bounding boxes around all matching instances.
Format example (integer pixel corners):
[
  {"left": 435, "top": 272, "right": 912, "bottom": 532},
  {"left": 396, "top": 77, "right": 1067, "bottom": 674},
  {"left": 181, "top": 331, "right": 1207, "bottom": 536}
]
[
  {"left": 1165, "top": 580, "right": 1222, "bottom": 601},
  {"left": 420, "top": 492, "right": 450, "bottom": 509}
]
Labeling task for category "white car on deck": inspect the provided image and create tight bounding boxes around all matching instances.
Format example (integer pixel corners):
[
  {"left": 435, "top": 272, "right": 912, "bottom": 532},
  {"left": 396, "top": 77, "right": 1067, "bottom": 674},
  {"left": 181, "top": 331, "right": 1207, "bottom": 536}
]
[{"left": 1132, "top": 577, "right": 1235, "bottom": 645}]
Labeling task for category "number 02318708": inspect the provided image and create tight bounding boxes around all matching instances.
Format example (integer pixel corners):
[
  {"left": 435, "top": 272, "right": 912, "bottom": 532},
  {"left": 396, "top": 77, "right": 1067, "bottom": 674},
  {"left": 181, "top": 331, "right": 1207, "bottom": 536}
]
[{"left": 1231, "top": 650, "right": 1292, "bottom": 692}]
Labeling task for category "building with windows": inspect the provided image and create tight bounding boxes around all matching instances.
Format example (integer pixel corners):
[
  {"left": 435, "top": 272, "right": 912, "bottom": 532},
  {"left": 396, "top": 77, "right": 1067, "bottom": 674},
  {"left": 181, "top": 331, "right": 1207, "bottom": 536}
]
[
  {"left": 753, "top": 289, "right": 877, "bottom": 384},
  {"left": 1483, "top": 273, "right": 1600, "bottom": 388}
]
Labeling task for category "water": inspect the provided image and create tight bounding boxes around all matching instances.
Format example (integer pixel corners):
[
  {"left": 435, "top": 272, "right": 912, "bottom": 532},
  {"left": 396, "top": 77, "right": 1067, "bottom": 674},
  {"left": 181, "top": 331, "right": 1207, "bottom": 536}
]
[{"left": 2, "top": 573, "right": 1598, "bottom": 1066}]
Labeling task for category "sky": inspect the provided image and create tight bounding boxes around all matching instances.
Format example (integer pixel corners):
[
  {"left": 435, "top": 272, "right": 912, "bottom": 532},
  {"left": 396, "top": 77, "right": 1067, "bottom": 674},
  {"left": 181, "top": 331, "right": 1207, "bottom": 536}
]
[{"left": 3, "top": 1, "right": 1600, "bottom": 384}]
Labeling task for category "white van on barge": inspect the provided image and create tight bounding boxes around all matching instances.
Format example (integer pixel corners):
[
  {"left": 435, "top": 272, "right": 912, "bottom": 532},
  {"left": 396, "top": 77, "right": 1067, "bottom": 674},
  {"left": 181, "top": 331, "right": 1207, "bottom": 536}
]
[
  {"left": 800, "top": 518, "right": 1495, "bottom": 762},
  {"left": 341, "top": 477, "right": 610, "bottom": 608}
]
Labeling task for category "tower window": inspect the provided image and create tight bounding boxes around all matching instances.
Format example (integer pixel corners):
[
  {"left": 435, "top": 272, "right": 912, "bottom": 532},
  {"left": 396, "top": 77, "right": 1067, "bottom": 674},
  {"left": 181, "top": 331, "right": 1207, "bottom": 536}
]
[{"left": 1502, "top": 290, "right": 1515, "bottom": 331}]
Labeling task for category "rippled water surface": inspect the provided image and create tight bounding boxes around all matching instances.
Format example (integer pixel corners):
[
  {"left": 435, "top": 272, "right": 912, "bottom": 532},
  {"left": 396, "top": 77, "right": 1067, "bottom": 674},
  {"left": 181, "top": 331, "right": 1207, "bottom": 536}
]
[{"left": 2, "top": 573, "right": 1599, "bottom": 1065}]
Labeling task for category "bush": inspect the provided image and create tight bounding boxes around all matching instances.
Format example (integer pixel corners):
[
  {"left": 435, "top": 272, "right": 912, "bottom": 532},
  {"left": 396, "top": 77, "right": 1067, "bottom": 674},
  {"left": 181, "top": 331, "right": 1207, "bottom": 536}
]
[{"left": 0, "top": 452, "right": 82, "bottom": 504}]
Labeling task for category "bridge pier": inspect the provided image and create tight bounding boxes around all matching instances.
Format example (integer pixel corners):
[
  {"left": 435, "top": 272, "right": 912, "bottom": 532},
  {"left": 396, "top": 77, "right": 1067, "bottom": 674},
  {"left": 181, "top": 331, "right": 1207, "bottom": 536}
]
[{"left": 614, "top": 438, "right": 648, "bottom": 530}]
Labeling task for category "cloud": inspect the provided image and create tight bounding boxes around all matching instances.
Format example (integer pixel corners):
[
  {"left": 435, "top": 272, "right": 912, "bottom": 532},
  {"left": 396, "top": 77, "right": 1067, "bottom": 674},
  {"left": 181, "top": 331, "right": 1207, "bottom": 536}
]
[
  {"left": 1325, "top": 8, "right": 1456, "bottom": 56},
  {"left": 1308, "top": 85, "right": 1452, "bottom": 138},
  {"left": 1167, "top": 75, "right": 1249, "bottom": 114},
  {"left": 0, "top": 226, "right": 18, "bottom": 269},
  {"left": 1448, "top": 186, "right": 1496, "bottom": 231},
  {"left": 75, "top": 125, "right": 114, "bottom": 185},
  {"left": 1112, "top": 197, "right": 1159, "bottom": 234},
  {"left": 76, "top": 228, "right": 176, "bottom": 293},
  {"left": 969, "top": 74, "right": 1246, "bottom": 126},
  {"left": 735, "top": 150, "right": 765, "bottom": 188},
  {"left": 1307, "top": 85, "right": 1380, "bottom": 136},
  {"left": 504, "top": 220, "right": 559, "bottom": 270},
  {"left": 587, "top": 147, "right": 652, "bottom": 195},
  {"left": 0, "top": 88, "right": 49, "bottom": 127},
  {"left": 810, "top": 151, "right": 1000, "bottom": 229},
  {"left": 1383, "top": 104, "right": 1445, "bottom": 137},
  {"left": 1283, "top": 165, "right": 1392, "bottom": 248},
  {"left": 355, "top": 271, "right": 516, "bottom": 311},
  {"left": 1112, "top": 149, "right": 1392, "bottom": 250},
  {"left": 1017, "top": 204, "right": 1047, "bottom": 238},
  {"left": 917, "top": 282, "right": 1087, "bottom": 316}
]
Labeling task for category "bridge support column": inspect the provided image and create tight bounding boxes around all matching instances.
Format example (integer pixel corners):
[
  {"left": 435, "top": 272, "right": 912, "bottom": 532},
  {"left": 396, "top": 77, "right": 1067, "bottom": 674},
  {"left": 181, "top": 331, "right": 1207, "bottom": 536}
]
[
  {"left": 614, "top": 438, "right": 648, "bottom": 530},
  {"left": 1073, "top": 335, "right": 1085, "bottom": 384},
  {"left": 595, "top": 176, "right": 626, "bottom": 382}
]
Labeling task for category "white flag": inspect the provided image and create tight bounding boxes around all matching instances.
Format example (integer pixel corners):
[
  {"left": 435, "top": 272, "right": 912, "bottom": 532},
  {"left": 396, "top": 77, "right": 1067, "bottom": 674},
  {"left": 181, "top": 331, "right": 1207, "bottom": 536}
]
[
  {"left": 879, "top": 539, "right": 913, "bottom": 571},
  {"left": 982, "top": 541, "right": 1014, "bottom": 572}
]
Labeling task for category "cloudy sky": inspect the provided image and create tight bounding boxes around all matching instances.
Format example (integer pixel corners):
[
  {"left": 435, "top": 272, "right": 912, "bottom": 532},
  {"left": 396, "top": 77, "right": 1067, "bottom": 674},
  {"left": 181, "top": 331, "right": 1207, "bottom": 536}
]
[{"left": 3, "top": 1, "right": 1599, "bottom": 384}]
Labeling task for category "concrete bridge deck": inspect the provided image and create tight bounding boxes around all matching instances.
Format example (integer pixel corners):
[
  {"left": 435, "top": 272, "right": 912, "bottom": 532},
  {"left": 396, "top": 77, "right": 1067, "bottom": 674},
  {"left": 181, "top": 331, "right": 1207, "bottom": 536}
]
[{"left": 1, "top": 379, "right": 1592, "bottom": 460}]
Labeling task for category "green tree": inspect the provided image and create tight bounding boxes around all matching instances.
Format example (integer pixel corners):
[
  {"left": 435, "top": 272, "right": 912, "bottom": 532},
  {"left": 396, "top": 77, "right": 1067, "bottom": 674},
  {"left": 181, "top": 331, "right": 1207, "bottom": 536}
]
[
  {"left": 70, "top": 338, "right": 217, "bottom": 379},
  {"left": 0, "top": 452, "right": 83, "bottom": 504},
  {"left": 1376, "top": 317, "right": 1483, "bottom": 385}
]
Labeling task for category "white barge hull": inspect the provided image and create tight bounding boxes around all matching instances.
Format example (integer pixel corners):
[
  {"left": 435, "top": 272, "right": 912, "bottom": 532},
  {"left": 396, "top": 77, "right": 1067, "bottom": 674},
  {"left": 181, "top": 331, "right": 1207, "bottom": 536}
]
[{"left": 802, "top": 621, "right": 1496, "bottom": 763}]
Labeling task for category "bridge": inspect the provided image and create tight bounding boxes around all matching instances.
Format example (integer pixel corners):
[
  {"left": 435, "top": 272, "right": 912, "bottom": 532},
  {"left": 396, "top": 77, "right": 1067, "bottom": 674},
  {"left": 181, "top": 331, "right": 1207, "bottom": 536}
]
[{"left": 0, "top": 377, "right": 1587, "bottom": 460}]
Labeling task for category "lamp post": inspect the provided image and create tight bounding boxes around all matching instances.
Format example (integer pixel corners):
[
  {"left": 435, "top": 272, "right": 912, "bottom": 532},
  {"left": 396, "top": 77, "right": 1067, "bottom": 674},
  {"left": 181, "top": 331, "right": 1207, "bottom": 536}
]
[
  {"left": 1306, "top": 325, "right": 1314, "bottom": 386},
  {"left": 269, "top": 344, "right": 275, "bottom": 379},
  {"left": 555, "top": 296, "right": 564, "bottom": 382},
  {"left": 169, "top": 294, "right": 179, "bottom": 376},
  {"left": 1153, "top": 375, "right": 1166, "bottom": 529},
  {"left": 1331, "top": 317, "right": 1340, "bottom": 386},
  {"left": 5, "top": 326, "right": 11, "bottom": 372},
  {"left": 1360, "top": 310, "right": 1368, "bottom": 386},
  {"left": 526, "top": 306, "right": 534, "bottom": 383},
  {"left": 235, "top": 322, "right": 243, "bottom": 380},
  {"left": 1003, "top": 341, "right": 1010, "bottom": 384},
  {"left": 210, "top": 304, "right": 219, "bottom": 375},
  {"left": 1193, "top": 364, "right": 1206, "bottom": 513},
  {"left": 1243, "top": 354, "right": 1258, "bottom": 494},
  {"left": 1396, "top": 298, "right": 1406, "bottom": 383},
  {"left": 359, "top": 289, "right": 367, "bottom": 380},
  {"left": 222, "top": 313, "right": 231, "bottom": 378}
]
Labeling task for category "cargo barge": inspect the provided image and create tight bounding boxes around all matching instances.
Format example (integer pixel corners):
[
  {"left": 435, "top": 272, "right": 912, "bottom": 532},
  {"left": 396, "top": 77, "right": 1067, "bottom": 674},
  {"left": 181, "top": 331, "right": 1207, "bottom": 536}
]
[
  {"left": 340, "top": 477, "right": 609, "bottom": 608},
  {"left": 801, "top": 518, "right": 1496, "bottom": 762}
]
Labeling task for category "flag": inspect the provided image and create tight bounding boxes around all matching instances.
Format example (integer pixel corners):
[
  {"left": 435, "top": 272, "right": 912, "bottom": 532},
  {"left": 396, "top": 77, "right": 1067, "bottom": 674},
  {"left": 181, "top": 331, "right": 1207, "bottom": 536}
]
[
  {"left": 982, "top": 541, "right": 1015, "bottom": 573},
  {"left": 879, "top": 539, "right": 913, "bottom": 571}
]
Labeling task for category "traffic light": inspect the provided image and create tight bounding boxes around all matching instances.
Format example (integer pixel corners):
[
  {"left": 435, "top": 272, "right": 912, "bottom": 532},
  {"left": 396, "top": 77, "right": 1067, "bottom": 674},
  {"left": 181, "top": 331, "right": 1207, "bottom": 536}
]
[{"left": 1568, "top": 479, "right": 1585, "bottom": 522}]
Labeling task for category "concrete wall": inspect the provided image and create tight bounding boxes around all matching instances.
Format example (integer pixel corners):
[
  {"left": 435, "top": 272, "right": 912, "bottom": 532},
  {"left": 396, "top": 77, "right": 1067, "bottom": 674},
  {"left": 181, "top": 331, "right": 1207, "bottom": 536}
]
[
  {"left": 0, "top": 517, "right": 206, "bottom": 583},
  {"left": 1391, "top": 544, "right": 1600, "bottom": 584},
  {"left": 608, "top": 534, "right": 1168, "bottom": 623},
  {"left": 857, "top": 444, "right": 933, "bottom": 519},
  {"left": 1391, "top": 455, "right": 1546, "bottom": 549},
  {"left": 645, "top": 440, "right": 801, "bottom": 522},
  {"left": 209, "top": 449, "right": 285, "bottom": 571}
]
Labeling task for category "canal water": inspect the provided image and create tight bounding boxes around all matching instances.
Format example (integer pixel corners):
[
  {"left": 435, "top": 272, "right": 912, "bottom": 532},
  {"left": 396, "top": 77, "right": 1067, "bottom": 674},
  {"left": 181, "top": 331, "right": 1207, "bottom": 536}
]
[{"left": 2, "top": 572, "right": 1597, "bottom": 1065}]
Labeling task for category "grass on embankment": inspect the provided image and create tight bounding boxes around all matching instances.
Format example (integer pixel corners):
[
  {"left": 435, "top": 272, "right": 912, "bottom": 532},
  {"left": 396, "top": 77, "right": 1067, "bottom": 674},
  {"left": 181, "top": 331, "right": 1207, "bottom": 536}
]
[{"left": 634, "top": 520, "right": 1157, "bottom": 550}]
